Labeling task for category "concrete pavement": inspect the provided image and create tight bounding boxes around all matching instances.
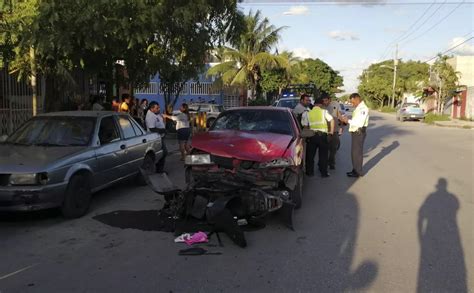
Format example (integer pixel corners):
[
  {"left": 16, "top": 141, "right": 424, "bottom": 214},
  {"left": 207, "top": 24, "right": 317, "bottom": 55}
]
[{"left": 0, "top": 111, "right": 472, "bottom": 292}]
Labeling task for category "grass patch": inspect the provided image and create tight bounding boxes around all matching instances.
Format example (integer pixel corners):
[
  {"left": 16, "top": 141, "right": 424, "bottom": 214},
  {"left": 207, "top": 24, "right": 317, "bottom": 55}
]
[
  {"left": 424, "top": 113, "right": 450, "bottom": 124},
  {"left": 462, "top": 125, "right": 472, "bottom": 129},
  {"left": 380, "top": 106, "right": 396, "bottom": 113}
]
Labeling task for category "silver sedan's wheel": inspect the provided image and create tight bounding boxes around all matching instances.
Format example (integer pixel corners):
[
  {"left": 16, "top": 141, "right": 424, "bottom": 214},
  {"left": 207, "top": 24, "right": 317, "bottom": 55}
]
[{"left": 61, "top": 173, "right": 92, "bottom": 218}]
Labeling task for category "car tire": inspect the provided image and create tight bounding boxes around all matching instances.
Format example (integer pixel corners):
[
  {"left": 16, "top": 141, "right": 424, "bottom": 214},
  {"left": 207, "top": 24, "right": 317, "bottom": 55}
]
[
  {"left": 290, "top": 170, "right": 303, "bottom": 209},
  {"left": 61, "top": 173, "right": 92, "bottom": 218},
  {"left": 400, "top": 116, "right": 405, "bottom": 122},
  {"left": 136, "top": 154, "right": 155, "bottom": 186}
]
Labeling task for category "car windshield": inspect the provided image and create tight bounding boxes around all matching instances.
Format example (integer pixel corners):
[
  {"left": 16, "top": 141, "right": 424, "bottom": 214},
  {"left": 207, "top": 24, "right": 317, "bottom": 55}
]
[
  {"left": 277, "top": 99, "right": 299, "bottom": 109},
  {"left": 7, "top": 116, "right": 95, "bottom": 146},
  {"left": 211, "top": 109, "right": 294, "bottom": 136},
  {"left": 213, "top": 105, "right": 224, "bottom": 112}
]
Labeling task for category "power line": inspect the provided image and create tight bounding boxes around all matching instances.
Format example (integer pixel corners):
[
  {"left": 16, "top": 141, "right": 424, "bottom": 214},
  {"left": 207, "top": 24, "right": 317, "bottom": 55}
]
[
  {"left": 378, "top": 0, "right": 439, "bottom": 60},
  {"left": 396, "top": 0, "right": 447, "bottom": 43},
  {"left": 402, "top": 0, "right": 466, "bottom": 44},
  {"left": 424, "top": 36, "right": 474, "bottom": 62}
]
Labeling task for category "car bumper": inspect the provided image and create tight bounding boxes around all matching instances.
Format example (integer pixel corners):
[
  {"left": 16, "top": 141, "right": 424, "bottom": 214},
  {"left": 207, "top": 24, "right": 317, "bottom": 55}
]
[
  {"left": 402, "top": 113, "right": 424, "bottom": 119},
  {"left": 0, "top": 182, "right": 68, "bottom": 212}
]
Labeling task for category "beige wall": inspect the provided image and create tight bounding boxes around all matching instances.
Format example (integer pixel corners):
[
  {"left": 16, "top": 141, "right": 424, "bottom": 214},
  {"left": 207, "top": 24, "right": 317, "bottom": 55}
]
[{"left": 447, "top": 56, "right": 474, "bottom": 87}]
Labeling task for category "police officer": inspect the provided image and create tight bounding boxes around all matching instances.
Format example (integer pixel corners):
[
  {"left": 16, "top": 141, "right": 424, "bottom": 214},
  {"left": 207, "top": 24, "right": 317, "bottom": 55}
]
[
  {"left": 302, "top": 97, "right": 335, "bottom": 177},
  {"left": 339, "top": 93, "right": 369, "bottom": 178},
  {"left": 322, "top": 93, "right": 343, "bottom": 170},
  {"left": 293, "top": 94, "right": 311, "bottom": 126}
]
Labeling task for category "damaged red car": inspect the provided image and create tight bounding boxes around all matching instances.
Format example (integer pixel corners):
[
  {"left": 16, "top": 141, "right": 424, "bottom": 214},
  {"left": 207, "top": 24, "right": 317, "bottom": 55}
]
[{"left": 185, "top": 107, "right": 305, "bottom": 223}]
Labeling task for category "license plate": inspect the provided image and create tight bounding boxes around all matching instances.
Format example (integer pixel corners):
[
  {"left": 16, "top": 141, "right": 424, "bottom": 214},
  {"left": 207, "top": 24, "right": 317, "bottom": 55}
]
[{"left": 411, "top": 115, "right": 416, "bottom": 118}]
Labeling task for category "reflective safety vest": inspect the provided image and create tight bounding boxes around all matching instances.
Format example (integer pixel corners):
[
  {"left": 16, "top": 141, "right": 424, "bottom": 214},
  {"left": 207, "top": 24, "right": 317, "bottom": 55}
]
[{"left": 308, "top": 107, "right": 328, "bottom": 133}]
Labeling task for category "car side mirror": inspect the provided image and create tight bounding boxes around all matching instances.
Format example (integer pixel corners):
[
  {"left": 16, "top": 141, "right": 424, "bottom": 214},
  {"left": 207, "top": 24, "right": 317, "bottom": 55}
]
[{"left": 0, "top": 135, "right": 8, "bottom": 143}]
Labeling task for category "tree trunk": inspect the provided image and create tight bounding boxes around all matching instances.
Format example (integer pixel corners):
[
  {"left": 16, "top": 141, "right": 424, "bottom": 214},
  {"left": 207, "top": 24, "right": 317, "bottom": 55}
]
[{"left": 30, "top": 47, "right": 37, "bottom": 116}]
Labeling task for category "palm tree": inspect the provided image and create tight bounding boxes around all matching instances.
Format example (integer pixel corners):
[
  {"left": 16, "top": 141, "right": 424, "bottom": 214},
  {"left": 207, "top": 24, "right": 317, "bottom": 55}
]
[{"left": 207, "top": 10, "right": 288, "bottom": 99}]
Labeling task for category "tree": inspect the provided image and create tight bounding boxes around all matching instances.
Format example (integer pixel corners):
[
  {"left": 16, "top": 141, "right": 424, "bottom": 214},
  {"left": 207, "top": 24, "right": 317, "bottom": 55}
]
[
  {"left": 430, "top": 55, "right": 459, "bottom": 114},
  {"left": 260, "top": 51, "right": 298, "bottom": 101},
  {"left": 207, "top": 10, "right": 288, "bottom": 100},
  {"left": 291, "top": 58, "right": 343, "bottom": 96},
  {"left": 2, "top": 0, "right": 240, "bottom": 111},
  {"left": 358, "top": 60, "right": 429, "bottom": 108}
]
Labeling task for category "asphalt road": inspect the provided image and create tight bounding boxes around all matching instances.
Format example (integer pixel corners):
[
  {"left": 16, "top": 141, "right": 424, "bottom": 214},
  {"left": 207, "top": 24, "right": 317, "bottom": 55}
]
[{"left": 0, "top": 111, "right": 473, "bottom": 292}]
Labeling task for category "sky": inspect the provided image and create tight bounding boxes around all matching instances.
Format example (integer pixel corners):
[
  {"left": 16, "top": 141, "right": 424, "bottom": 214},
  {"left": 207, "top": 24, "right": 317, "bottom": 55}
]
[{"left": 238, "top": 0, "right": 474, "bottom": 94}]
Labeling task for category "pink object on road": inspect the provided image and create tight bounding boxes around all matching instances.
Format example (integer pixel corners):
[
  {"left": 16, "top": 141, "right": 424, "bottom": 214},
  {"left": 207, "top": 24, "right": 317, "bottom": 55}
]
[{"left": 184, "top": 231, "right": 209, "bottom": 246}]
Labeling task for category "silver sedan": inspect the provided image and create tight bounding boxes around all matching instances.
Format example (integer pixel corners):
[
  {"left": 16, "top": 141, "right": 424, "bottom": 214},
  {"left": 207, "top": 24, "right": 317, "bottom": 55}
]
[{"left": 0, "top": 111, "right": 164, "bottom": 218}]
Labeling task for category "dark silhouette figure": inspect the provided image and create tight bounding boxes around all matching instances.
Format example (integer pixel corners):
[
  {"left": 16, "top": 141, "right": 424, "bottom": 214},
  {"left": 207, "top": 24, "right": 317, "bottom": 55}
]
[
  {"left": 417, "top": 178, "right": 467, "bottom": 293},
  {"left": 363, "top": 141, "right": 399, "bottom": 175}
]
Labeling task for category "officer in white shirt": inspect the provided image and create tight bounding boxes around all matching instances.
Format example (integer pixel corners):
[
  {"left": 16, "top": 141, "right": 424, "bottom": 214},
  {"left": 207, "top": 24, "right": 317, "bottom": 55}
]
[
  {"left": 145, "top": 101, "right": 167, "bottom": 172},
  {"left": 339, "top": 93, "right": 369, "bottom": 177},
  {"left": 293, "top": 94, "right": 310, "bottom": 126}
]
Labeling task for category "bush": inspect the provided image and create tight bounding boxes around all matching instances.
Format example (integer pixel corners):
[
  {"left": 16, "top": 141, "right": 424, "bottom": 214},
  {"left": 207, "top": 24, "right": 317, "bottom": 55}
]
[
  {"left": 380, "top": 106, "right": 396, "bottom": 113},
  {"left": 423, "top": 113, "right": 450, "bottom": 124}
]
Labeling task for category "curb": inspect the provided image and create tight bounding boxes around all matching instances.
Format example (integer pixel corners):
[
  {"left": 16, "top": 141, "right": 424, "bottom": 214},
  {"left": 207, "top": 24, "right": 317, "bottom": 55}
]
[{"left": 433, "top": 122, "right": 474, "bottom": 129}]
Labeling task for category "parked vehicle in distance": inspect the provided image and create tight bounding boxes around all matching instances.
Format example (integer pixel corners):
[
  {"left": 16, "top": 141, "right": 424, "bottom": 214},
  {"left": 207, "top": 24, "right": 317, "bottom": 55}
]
[
  {"left": 275, "top": 98, "right": 300, "bottom": 109},
  {"left": 185, "top": 107, "right": 305, "bottom": 220},
  {"left": 169, "top": 103, "right": 224, "bottom": 129},
  {"left": 396, "top": 103, "right": 424, "bottom": 122},
  {"left": 0, "top": 111, "right": 164, "bottom": 217}
]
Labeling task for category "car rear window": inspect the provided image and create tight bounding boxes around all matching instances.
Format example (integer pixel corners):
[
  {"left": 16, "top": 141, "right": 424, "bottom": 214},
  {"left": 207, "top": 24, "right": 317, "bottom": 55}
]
[
  {"left": 404, "top": 103, "right": 420, "bottom": 108},
  {"left": 211, "top": 109, "right": 294, "bottom": 136}
]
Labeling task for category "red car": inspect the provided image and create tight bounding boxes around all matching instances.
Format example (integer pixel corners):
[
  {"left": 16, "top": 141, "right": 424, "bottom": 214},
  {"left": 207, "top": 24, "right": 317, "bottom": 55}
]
[{"left": 185, "top": 107, "right": 305, "bottom": 222}]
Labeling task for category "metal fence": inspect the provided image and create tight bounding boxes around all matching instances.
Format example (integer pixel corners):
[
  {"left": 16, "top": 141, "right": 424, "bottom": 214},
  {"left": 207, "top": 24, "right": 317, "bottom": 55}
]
[{"left": 0, "top": 67, "right": 44, "bottom": 135}]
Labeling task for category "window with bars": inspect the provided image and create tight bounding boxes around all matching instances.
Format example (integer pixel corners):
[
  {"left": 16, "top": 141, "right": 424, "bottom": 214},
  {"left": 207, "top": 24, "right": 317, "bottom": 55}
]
[{"left": 189, "top": 82, "right": 221, "bottom": 95}]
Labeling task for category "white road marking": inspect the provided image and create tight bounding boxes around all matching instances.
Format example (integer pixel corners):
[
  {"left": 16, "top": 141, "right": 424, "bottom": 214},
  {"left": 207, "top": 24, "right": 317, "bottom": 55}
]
[{"left": 0, "top": 264, "right": 38, "bottom": 281}]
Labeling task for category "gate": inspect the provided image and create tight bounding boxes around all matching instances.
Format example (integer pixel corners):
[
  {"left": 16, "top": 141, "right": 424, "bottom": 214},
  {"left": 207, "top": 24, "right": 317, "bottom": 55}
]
[{"left": 0, "top": 66, "right": 45, "bottom": 135}]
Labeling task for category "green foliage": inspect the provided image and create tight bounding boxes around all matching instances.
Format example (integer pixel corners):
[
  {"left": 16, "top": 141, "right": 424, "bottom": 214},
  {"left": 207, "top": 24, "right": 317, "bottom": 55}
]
[
  {"left": 423, "top": 113, "right": 450, "bottom": 124},
  {"left": 358, "top": 60, "right": 429, "bottom": 108},
  {"left": 430, "top": 55, "right": 459, "bottom": 113},
  {"left": 380, "top": 106, "right": 396, "bottom": 113},
  {"left": 291, "top": 58, "right": 343, "bottom": 95},
  {"left": 1, "top": 0, "right": 239, "bottom": 109},
  {"left": 207, "top": 10, "right": 288, "bottom": 99}
]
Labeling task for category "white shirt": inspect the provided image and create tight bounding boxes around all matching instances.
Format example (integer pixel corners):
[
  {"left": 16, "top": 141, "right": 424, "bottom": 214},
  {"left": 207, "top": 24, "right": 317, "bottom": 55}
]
[
  {"left": 170, "top": 112, "right": 190, "bottom": 130},
  {"left": 293, "top": 103, "right": 308, "bottom": 116},
  {"left": 145, "top": 111, "right": 165, "bottom": 131},
  {"left": 348, "top": 101, "right": 369, "bottom": 132},
  {"left": 301, "top": 106, "right": 333, "bottom": 133}
]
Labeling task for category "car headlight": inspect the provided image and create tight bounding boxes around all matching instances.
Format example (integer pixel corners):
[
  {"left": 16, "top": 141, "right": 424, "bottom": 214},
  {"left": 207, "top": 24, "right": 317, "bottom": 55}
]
[
  {"left": 9, "top": 173, "right": 49, "bottom": 186},
  {"left": 258, "top": 158, "right": 293, "bottom": 168},
  {"left": 185, "top": 154, "right": 212, "bottom": 165}
]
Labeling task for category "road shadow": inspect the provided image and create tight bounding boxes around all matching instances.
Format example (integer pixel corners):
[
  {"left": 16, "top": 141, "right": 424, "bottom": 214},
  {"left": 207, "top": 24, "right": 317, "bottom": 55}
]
[
  {"left": 363, "top": 122, "right": 411, "bottom": 155},
  {"left": 417, "top": 178, "right": 467, "bottom": 293},
  {"left": 363, "top": 141, "right": 399, "bottom": 175}
]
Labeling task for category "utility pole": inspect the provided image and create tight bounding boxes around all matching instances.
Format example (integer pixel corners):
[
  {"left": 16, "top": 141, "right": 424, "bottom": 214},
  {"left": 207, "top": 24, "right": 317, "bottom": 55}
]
[{"left": 391, "top": 44, "right": 398, "bottom": 108}]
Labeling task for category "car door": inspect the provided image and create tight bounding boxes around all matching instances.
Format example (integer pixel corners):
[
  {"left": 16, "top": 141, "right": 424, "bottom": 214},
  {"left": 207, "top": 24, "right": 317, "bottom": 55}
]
[
  {"left": 94, "top": 115, "right": 128, "bottom": 186},
  {"left": 116, "top": 115, "right": 150, "bottom": 174}
]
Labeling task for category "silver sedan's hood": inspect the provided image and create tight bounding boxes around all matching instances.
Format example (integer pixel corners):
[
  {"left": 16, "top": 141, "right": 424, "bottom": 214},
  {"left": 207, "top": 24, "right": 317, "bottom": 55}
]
[{"left": 0, "top": 144, "right": 87, "bottom": 173}]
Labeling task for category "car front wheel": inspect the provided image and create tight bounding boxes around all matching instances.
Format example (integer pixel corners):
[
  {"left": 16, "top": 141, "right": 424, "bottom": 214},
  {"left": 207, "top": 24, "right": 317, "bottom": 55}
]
[
  {"left": 61, "top": 173, "right": 92, "bottom": 218},
  {"left": 290, "top": 170, "right": 303, "bottom": 209}
]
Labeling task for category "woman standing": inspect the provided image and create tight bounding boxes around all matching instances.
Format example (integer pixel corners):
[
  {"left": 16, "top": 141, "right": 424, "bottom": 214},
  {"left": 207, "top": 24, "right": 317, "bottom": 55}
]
[
  {"left": 164, "top": 103, "right": 191, "bottom": 161},
  {"left": 137, "top": 99, "right": 149, "bottom": 128}
]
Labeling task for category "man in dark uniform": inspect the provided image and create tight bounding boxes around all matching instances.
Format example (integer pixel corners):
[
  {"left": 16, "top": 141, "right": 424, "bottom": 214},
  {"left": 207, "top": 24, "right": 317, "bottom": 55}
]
[{"left": 339, "top": 93, "right": 369, "bottom": 177}]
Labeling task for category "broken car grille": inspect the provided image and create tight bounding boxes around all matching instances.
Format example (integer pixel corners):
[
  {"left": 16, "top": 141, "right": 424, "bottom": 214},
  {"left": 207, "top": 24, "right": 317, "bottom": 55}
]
[{"left": 210, "top": 155, "right": 234, "bottom": 169}]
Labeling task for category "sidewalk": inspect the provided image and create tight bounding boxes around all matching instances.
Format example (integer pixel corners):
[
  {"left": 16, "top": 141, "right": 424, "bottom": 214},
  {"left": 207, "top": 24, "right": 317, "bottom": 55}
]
[{"left": 433, "top": 119, "right": 474, "bottom": 129}]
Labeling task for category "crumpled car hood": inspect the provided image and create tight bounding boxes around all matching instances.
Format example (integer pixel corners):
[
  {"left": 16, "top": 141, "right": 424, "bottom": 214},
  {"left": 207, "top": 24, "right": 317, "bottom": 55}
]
[{"left": 191, "top": 130, "right": 293, "bottom": 162}]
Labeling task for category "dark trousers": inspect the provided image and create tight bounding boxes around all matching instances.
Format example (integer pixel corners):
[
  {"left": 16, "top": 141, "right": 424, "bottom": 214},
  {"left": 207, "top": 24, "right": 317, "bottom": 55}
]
[
  {"left": 156, "top": 137, "right": 167, "bottom": 172},
  {"left": 351, "top": 130, "right": 367, "bottom": 175},
  {"left": 305, "top": 133, "right": 329, "bottom": 175},
  {"left": 328, "top": 134, "right": 340, "bottom": 167}
]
